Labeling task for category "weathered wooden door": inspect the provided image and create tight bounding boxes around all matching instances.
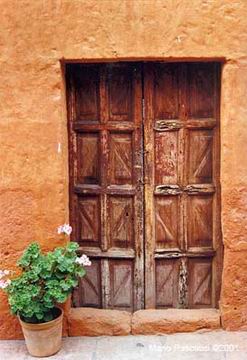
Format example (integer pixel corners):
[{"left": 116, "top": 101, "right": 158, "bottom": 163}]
[
  {"left": 67, "top": 63, "right": 144, "bottom": 311},
  {"left": 67, "top": 62, "right": 222, "bottom": 311},
  {"left": 144, "top": 63, "right": 222, "bottom": 308}
]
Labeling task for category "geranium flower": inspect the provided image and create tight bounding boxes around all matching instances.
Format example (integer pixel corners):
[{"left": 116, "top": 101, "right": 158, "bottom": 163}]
[
  {"left": 57, "top": 224, "right": 72, "bottom": 236},
  {"left": 0, "top": 279, "right": 11, "bottom": 289},
  {"left": 0, "top": 270, "right": 10, "bottom": 279},
  {"left": 75, "top": 254, "right": 91, "bottom": 266}
]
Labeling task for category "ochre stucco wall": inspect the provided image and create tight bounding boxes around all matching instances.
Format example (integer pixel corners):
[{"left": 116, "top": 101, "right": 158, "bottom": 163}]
[{"left": 1, "top": 0, "right": 247, "bottom": 338}]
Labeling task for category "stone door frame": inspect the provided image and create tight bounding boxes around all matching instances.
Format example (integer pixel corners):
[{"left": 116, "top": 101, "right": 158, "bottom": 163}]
[{"left": 65, "top": 59, "right": 224, "bottom": 335}]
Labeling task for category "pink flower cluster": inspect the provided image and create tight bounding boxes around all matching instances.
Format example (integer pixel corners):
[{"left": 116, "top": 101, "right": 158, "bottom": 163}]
[
  {"left": 57, "top": 224, "right": 72, "bottom": 236},
  {"left": 75, "top": 254, "right": 91, "bottom": 266},
  {"left": 0, "top": 270, "right": 11, "bottom": 289}
]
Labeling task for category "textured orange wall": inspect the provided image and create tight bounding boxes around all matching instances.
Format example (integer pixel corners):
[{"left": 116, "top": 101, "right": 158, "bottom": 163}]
[{"left": 0, "top": 0, "right": 247, "bottom": 338}]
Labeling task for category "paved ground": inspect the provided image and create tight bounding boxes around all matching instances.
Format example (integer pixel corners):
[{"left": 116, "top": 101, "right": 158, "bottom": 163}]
[{"left": 1, "top": 331, "right": 247, "bottom": 359}]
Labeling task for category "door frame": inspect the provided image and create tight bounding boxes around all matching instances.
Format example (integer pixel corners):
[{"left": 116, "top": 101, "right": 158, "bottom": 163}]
[{"left": 66, "top": 60, "right": 223, "bottom": 311}]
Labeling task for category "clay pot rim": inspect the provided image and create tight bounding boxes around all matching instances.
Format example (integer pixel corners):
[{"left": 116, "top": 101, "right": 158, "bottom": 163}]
[{"left": 18, "top": 307, "right": 63, "bottom": 331}]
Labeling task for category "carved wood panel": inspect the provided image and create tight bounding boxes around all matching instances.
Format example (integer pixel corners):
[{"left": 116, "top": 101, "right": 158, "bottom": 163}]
[
  {"left": 73, "top": 65, "right": 100, "bottom": 122},
  {"left": 77, "top": 133, "right": 100, "bottom": 184},
  {"left": 155, "top": 131, "right": 179, "bottom": 185},
  {"left": 109, "top": 260, "right": 134, "bottom": 310},
  {"left": 109, "top": 133, "right": 133, "bottom": 185},
  {"left": 73, "top": 259, "right": 102, "bottom": 308},
  {"left": 188, "top": 130, "right": 213, "bottom": 184},
  {"left": 107, "top": 66, "right": 133, "bottom": 122},
  {"left": 155, "top": 196, "right": 180, "bottom": 249},
  {"left": 78, "top": 195, "right": 101, "bottom": 247},
  {"left": 187, "top": 63, "right": 215, "bottom": 119},
  {"left": 155, "top": 259, "right": 179, "bottom": 308},
  {"left": 188, "top": 258, "right": 212, "bottom": 307},
  {"left": 108, "top": 196, "right": 134, "bottom": 249},
  {"left": 154, "top": 63, "right": 179, "bottom": 119},
  {"left": 187, "top": 195, "right": 213, "bottom": 248}
]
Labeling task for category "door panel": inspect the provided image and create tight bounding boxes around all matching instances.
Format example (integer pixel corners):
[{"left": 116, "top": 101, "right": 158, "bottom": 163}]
[
  {"left": 155, "top": 195, "right": 180, "bottom": 249},
  {"left": 67, "top": 63, "right": 144, "bottom": 311},
  {"left": 155, "top": 258, "right": 180, "bottom": 308},
  {"left": 188, "top": 258, "right": 212, "bottom": 307},
  {"left": 187, "top": 63, "right": 216, "bottom": 118},
  {"left": 109, "top": 260, "right": 134, "bottom": 309},
  {"left": 144, "top": 62, "right": 222, "bottom": 309},
  {"left": 77, "top": 133, "right": 100, "bottom": 184},
  {"left": 187, "top": 195, "right": 213, "bottom": 248},
  {"left": 74, "top": 66, "right": 100, "bottom": 122},
  {"left": 153, "top": 63, "right": 180, "bottom": 119},
  {"left": 108, "top": 133, "right": 133, "bottom": 185},
  {"left": 78, "top": 195, "right": 101, "bottom": 246},
  {"left": 188, "top": 129, "right": 213, "bottom": 184},
  {"left": 155, "top": 131, "right": 179, "bottom": 184},
  {"left": 108, "top": 196, "right": 134, "bottom": 249},
  {"left": 72, "top": 259, "right": 102, "bottom": 308}
]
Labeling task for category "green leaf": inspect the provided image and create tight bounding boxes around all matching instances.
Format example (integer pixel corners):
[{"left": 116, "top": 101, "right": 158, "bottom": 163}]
[
  {"left": 77, "top": 267, "right": 86, "bottom": 277},
  {"left": 66, "top": 242, "right": 79, "bottom": 252},
  {"left": 36, "top": 312, "right": 43, "bottom": 320},
  {"left": 17, "top": 243, "right": 41, "bottom": 269}
]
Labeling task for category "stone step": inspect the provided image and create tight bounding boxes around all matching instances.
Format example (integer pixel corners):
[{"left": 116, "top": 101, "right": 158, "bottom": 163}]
[
  {"left": 68, "top": 308, "right": 220, "bottom": 336},
  {"left": 68, "top": 308, "right": 131, "bottom": 336},
  {"left": 132, "top": 309, "right": 221, "bottom": 335}
]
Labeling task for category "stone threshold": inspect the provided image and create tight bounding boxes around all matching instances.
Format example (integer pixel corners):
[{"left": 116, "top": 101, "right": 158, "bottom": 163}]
[{"left": 68, "top": 308, "right": 221, "bottom": 336}]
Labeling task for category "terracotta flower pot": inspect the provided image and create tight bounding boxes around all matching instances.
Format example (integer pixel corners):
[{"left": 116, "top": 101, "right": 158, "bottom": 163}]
[{"left": 18, "top": 307, "right": 63, "bottom": 357}]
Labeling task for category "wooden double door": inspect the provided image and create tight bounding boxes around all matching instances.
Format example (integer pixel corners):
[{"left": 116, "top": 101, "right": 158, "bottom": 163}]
[{"left": 66, "top": 62, "right": 222, "bottom": 312}]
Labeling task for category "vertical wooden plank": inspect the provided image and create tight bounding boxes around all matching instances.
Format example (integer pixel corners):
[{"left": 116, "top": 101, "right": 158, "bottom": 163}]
[
  {"left": 101, "top": 259, "right": 111, "bottom": 308},
  {"left": 66, "top": 65, "right": 78, "bottom": 243},
  {"left": 133, "top": 64, "right": 144, "bottom": 310},
  {"left": 100, "top": 65, "right": 109, "bottom": 124},
  {"left": 100, "top": 129, "right": 108, "bottom": 253},
  {"left": 99, "top": 66, "right": 108, "bottom": 253},
  {"left": 212, "top": 63, "right": 223, "bottom": 308},
  {"left": 178, "top": 64, "right": 189, "bottom": 308},
  {"left": 99, "top": 66, "right": 109, "bottom": 307},
  {"left": 178, "top": 64, "right": 187, "bottom": 254},
  {"left": 143, "top": 63, "right": 156, "bottom": 308}
]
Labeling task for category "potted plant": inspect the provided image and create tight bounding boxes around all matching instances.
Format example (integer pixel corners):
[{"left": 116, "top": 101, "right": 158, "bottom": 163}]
[{"left": 0, "top": 224, "right": 91, "bottom": 357}]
